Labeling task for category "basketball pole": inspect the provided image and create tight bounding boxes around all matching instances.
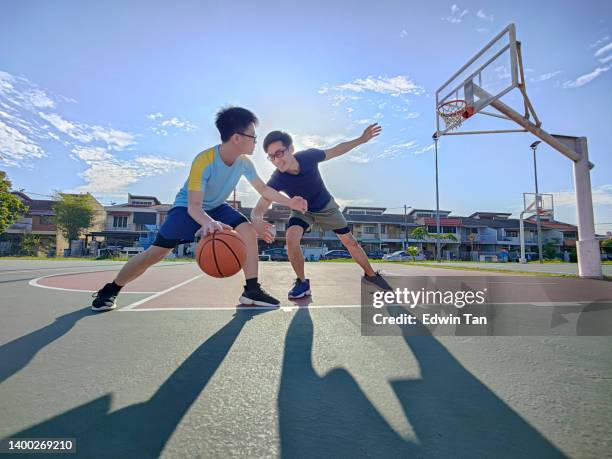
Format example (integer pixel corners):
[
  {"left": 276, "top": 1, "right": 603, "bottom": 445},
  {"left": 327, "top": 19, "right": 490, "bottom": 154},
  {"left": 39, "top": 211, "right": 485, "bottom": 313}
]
[
  {"left": 470, "top": 85, "right": 602, "bottom": 278},
  {"left": 433, "top": 135, "right": 441, "bottom": 262}
]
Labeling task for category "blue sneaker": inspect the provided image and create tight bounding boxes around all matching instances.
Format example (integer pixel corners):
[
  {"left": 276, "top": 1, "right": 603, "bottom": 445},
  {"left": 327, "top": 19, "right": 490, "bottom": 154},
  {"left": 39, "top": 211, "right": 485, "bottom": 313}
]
[{"left": 288, "top": 278, "right": 311, "bottom": 299}]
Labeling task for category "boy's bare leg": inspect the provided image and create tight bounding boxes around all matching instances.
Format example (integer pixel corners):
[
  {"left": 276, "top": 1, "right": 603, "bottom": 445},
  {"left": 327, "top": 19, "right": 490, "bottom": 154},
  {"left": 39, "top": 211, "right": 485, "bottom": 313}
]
[
  {"left": 114, "top": 245, "right": 172, "bottom": 286},
  {"left": 235, "top": 222, "right": 259, "bottom": 280},
  {"left": 286, "top": 225, "right": 306, "bottom": 280},
  {"left": 337, "top": 232, "right": 376, "bottom": 277}
]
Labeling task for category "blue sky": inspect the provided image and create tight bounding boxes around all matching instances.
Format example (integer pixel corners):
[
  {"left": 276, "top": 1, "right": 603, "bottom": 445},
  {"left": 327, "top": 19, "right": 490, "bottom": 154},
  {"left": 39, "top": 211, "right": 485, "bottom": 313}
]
[{"left": 1, "top": 1, "right": 611, "bottom": 233}]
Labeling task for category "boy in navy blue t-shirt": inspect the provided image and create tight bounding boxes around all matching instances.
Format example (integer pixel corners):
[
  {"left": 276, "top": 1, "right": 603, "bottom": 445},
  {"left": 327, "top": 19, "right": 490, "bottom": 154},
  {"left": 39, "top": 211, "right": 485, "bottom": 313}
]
[{"left": 251, "top": 124, "right": 391, "bottom": 299}]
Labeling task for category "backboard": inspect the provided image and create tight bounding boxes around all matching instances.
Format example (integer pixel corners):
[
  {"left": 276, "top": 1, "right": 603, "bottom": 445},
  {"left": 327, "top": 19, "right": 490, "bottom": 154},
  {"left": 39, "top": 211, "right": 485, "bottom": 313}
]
[
  {"left": 435, "top": 24, "right": 521, "bottom": 136},
  {"left": 523, "top": 193, "right": 554, "bottom": 217}
]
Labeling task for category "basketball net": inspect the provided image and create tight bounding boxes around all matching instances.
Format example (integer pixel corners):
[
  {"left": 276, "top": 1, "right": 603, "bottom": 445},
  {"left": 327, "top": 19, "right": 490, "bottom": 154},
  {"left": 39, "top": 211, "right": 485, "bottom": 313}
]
[{"left": 438, "top": 100, "right": 468, "bottom": 131}]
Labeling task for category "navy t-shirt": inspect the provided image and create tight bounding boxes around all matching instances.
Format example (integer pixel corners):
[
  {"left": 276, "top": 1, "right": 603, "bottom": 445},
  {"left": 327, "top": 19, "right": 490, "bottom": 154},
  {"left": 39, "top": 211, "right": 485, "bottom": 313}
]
[{"left": 267, "top": 149, "right": 332, "bottom": 212}]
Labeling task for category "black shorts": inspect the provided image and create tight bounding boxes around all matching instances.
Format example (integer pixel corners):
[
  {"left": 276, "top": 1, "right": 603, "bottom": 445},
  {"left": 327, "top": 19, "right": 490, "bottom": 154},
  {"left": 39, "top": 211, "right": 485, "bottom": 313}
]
[{"left": 152, "top": 205, "right": 249, "bottom": 249}]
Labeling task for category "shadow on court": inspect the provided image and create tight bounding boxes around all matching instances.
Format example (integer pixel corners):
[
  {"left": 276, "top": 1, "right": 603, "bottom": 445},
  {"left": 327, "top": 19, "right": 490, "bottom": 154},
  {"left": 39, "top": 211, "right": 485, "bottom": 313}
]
[
  {"left": 3, "top": 309, "right": 269, "bottom": 458},
  {"left": 278, "top": 306, "right": 567, "bottom": 458},
  {"left": 0, "top": 307, "right": 92, "bottom": 383}
]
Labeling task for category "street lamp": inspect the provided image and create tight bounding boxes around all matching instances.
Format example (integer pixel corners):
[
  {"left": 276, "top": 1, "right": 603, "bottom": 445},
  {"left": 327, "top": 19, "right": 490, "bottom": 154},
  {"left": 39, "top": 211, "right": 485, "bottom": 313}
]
[
  {"left": 403, "top": 205, "right": 412, "bottom": 250},
  {"left": 530, "top": 140, "right": 544, "bottom": 263}
]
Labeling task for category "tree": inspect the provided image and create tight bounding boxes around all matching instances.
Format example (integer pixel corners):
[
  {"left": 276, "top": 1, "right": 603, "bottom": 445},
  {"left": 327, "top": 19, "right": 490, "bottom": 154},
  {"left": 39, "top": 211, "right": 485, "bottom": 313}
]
[
  {"left": 543, "top": 238, "right": 560, "bottom": 260},
  {"left": 20, "top": 233, "right": 42, "bottom": 256},
  {"left": 432, "top": 233, "right": 458, "bottom": 259},
  {"left": 0, "top": 171, "right": 28, "bottom": 234},
  {"left": 410, "top": 227, "right": 457, "bottom": 259},
  {"left": 602, "top": 239, "right": 612, "bottom": 254},
  {"left": 410, "top": 227, "right": 429, "bottom": 240},
  {"left": 52, "top": 193, "right": 96, "bottom": 242},
  {"left": 406, "top": 246, "right": 419, "bottom": 261}
]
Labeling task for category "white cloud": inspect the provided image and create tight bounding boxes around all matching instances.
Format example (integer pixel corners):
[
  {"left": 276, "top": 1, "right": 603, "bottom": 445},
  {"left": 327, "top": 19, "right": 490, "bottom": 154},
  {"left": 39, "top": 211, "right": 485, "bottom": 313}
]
[
  {"left": 69, "top": 147, "right": 185, "bottom": 195},
  {"left": 0, "top": 119, "right": 46, "bottom": 167},
  {"left": 355, "top": 119, "right": 371, "bottom": 125},
  {"left": 530, "top": 70, "right": 562, "bottom": 83},
  {"left": 442, "top": 4, "right": 468, "bottom": 23},
  {"left": 133, "top": 156, "right": 186, "bottom": 173},
  {"left": 160, "top": 116, "right": 197, "bottom": 131},
  {"left": 70, "top": 146, "right": 112, "bottom": 162},
  {"left": 333, "top": 75, "right": 425, "bottom": 97},
  {"left": 493, "top": 65, "right": 511, "bottom": 80},
  {"left": 38, "top": 112, "right": 136, "bottom": 149},
  {"left": 378, "top": 140, "right": 418, "bottom": 159},
  {"left": 373, "top": 112, "right": 384, "bottom": 119},
  {"left": 347, "top": 153, "right": 373, "bottom": 164},
  {"left": 400, "top": 29, "right": 408, "bottom": 38},
  {"left": 328, "top": 93, "right": 361, "bottom": 106},
  {"left": 412, "top": 144, "right": 436, "bottom": 155},
  {"left": 393, "top": 106, "right": 420, "bottom": 118},
  {"left": 292, "top": 133, "right": 347, "bottom": 150},
  {"left": 594, "top": 42, "right": 612, "bottom": 58},
  {"left": 562, "top": 66, "right": 611, "bottom": 88},
  {"left": 152, "top": 127, "right": 168, "bottom": 136},
  {"left": 590, "top": 36, "right": 610, "bottom": 48},
  {"left": 90, "top": 125, "right": 136, "bottom": 149},
  {"left": 346, "top": 107, "right": 354, "bottom": 113},
  {"left": 0, "top": 71, "right": 56, "bottom": 110},
  {"left": 599, "top": 55, "right": 612, "bottom": 64},
  {"left": 553, "top": 185, "right": 612, "bottom": 207},
  {"left": 149, "top": 114, "right": 198, "bottom": 134},
  {"left": 476, "top": 27, "right": 490, "bottom": 34},
  {"left": 476, "top": 9, "right": 494, "bottom": 21}
]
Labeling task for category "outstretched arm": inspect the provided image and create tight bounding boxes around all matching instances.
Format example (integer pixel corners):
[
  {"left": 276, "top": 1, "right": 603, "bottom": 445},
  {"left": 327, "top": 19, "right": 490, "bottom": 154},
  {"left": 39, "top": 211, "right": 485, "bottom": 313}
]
[
  {"left": 249, "top": 177, "right": 308, "bottom": 213},
  {"left": 324, "top": 123, "right": 382, "bottom": 160},
  {"left": 250, "top": 196, "right": 274, "bottom": 243}
]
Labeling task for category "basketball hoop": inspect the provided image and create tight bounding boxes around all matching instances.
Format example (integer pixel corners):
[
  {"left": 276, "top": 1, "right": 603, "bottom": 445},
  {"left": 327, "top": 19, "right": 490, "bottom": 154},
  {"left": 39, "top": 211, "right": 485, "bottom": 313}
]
[{"left": 437, "top": 99, "right": 474, "bottom": 131}]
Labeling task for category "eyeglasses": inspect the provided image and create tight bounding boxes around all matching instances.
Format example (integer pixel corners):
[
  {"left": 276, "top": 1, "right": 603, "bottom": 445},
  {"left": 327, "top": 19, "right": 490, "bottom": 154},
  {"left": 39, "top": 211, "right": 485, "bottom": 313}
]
[
  {"left": 267, "top": 147, "right": 287, "bottom": 161},
  {"left": 237, "top": 132, "right": 257, "bottom": 143}
]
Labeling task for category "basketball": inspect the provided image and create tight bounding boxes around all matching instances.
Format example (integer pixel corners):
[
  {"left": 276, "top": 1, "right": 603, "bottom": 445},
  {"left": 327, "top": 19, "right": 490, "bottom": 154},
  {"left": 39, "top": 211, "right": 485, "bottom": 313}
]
[{"left": 195, "top": 229, "right": 247, "bottom": 278}]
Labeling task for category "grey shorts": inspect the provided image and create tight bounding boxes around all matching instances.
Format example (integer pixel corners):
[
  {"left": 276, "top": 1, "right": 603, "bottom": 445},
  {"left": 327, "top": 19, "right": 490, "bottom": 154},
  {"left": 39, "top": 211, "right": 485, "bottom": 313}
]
[{"left": 289, "top": 199, "right": 349, "bottom": 232}]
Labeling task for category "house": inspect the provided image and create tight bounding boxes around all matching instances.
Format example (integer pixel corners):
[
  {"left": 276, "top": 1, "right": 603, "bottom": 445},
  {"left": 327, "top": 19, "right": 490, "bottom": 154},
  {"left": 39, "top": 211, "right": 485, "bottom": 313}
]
[
  {"left": 1, "top": 192, "right": 104, "bottom": 256},
  {"left": 89, "top": 194, "right": 171, "bottom": 249}
]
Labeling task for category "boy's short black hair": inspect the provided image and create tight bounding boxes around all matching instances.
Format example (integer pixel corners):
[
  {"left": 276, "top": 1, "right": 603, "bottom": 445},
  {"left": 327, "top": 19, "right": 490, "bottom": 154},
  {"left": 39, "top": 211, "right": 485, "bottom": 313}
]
[
  {"left": 215, "top": 107, "right": 258, "bottom": 142},
  {"left": 263, "top": 131, "right": 293, "bottom": 152}
]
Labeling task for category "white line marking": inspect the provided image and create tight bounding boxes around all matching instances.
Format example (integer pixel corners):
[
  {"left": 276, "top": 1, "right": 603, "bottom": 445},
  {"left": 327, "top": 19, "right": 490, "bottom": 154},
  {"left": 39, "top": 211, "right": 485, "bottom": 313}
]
[
  {"left": 118, "top": 300, "right": 610, "bottom": 312},
  {"left": 28, "top": 273, "right": 157, "bottom": 294},
  {"left": 119, "top": 274, "right": 204, "bottom": 311},
  {"left": 4, "top": 267, "right": 121, "bottom": 276},
  {"left": 0, "top": 261, "right": 194, "bottom": 276},
  {"left": 121, "top": 304, "right": 362, "bottom": 312}
]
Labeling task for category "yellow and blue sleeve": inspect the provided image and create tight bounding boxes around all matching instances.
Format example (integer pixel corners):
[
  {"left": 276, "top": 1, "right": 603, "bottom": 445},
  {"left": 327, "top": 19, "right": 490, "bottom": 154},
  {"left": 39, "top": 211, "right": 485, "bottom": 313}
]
[{"left": 187, "top": 148, "right": 215, "bottom": 191}]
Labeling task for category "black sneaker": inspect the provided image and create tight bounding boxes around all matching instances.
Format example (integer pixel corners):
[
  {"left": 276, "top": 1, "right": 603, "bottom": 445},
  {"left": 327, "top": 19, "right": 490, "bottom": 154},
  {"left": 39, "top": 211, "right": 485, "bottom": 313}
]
[
  {"left": 363, "top": 271, "right": 393, "bottom": 291},
  {"left": 239, "top": 283, "right": 280, "bottom": 307},
  {"left": 91, "top": 283, "right": 119, "bottom": 311}
]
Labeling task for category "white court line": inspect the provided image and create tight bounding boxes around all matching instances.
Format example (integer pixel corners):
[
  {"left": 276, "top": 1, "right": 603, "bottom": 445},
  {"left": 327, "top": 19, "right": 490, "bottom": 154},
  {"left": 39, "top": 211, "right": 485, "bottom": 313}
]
[
  {"left": 121, "top": 303, "right": 363, "bottom": 312},
  {"left": 1, "top": 261, "right": 194, "bottom": 276},
  {"left": 119, "top": 300, "right": 607, "bottom": 313},
  {"left": 3, "top": 267, "right": 121, "bottom": 276},
  {"left": 29, "top": 272, "right": 157, "bottom": 294},
  {"left": 119, "top": 274, "right": 204, "bottom": 311}
]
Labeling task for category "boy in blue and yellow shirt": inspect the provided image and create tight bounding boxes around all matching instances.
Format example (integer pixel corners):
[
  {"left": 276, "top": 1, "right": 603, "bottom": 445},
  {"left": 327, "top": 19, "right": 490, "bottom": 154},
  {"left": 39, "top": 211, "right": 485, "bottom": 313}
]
[{"left": 92, "top": 107, "right": 307, "bottom": 310}]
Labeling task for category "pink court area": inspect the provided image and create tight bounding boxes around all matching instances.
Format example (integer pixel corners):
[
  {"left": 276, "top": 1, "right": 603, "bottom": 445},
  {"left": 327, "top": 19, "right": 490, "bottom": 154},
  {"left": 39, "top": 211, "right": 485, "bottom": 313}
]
[
  {"left": 33, "top": 263, "right": 363, "bottom": 309},
  {"left": 36, "top": 264, "right": 203, "bottom": 293}
]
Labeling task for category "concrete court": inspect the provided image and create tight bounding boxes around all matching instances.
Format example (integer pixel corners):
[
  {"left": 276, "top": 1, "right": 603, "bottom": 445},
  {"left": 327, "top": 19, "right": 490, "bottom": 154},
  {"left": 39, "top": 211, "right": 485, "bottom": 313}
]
[{"left": 0, "top": 259, "right": 611, "bottom": 458}]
